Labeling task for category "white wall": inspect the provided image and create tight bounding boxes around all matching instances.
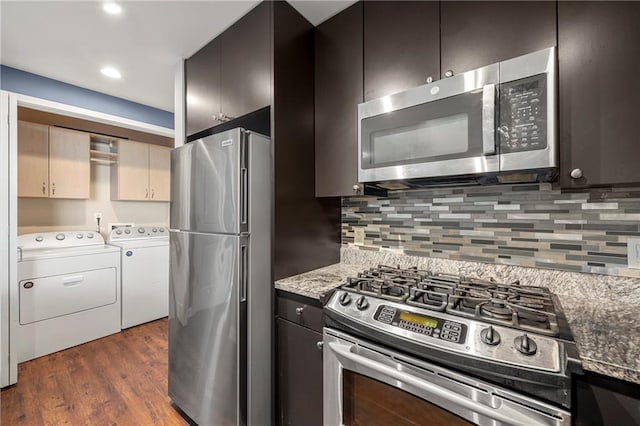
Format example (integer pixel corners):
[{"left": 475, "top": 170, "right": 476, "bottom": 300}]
[
  {"left": 174, "top": 59, "right": 185, "bottom": 148},
  {"left": 18, "top": 161, "right": 169, "bottom": 237}
]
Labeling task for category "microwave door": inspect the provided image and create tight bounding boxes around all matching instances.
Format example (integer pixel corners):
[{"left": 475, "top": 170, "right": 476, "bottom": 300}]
[{"left": 358, "top": 63, "right": 500, "bottom": 183}]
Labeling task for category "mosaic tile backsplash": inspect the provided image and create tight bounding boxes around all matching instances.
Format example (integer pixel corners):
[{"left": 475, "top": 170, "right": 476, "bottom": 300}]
[{"left": 342, "top": 183, "right": 640, "bottom": 278}]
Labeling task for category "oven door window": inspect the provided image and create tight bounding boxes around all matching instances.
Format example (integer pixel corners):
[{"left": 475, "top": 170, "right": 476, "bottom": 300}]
[
  {"left": 361, "top": 91, "right": 487, "bottom": 169},
  {"left": 342, "top": 370, "right": 473, "bottom": 426}
]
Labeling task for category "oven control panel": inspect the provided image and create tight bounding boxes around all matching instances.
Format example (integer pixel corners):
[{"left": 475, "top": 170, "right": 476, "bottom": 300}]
[
  {"left": 326, "top": 291, "right": 562, "bottom": 373},
  {"left": 499, "top": 73, "right": 547, "bottom": 153},
  {"left": 374, "top": 305, "right": 467, "bottom": 344}
]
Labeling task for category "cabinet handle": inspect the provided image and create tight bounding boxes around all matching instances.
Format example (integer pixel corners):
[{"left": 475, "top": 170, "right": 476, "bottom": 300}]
[
  {"left": 219, "top": 114, "right": 234, "bottom": 123},
  {"left": 51, "top": 182, "right": 55, "bottom": 195},
  {"left": 353, "top": 184, "right": 361, "bottom": 194},
  {"left": 295, "top": 306, "right": 305, "bottom": 316},
  {"left": 316, "top": 341, "right": 323, "bottom": 350},
  {"left": 145, "top": 188, "right": 149, "bottom": 199},
  {"left": 42, "top": 182, "right": 46, "bottom": 195},
  {"left": 570, "top": 168, "right": 583, "bottom": 179},
  {"left": 444, "top": 70, "right": 454, "bottom": 78},
  {"left": 212, "top": 114, "right": 218, "bottom": 121},
  {"left": 151, "top": 188, "right": 155, "bottom": 199},
  {"left": 426, "top": 76, "right": 433, "bottom": 84}
]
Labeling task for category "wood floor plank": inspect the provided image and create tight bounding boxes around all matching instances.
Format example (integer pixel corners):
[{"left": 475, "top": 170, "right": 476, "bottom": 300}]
[{"left": 1, "top": 319, "right": 187, "bottom": 425}]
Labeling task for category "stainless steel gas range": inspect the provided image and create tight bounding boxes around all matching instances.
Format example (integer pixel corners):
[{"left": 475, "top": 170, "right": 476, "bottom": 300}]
[{"left": 323, "top": 265, "right": 582, "bottom": 426}]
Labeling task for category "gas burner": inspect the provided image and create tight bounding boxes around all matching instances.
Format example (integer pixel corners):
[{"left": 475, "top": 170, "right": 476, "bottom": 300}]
[
  {"left": 446, "top": 283, "right": 560, "bottom": 336},
  {"left": 343, "top": 276, "right": 411, "bottom": 302}
]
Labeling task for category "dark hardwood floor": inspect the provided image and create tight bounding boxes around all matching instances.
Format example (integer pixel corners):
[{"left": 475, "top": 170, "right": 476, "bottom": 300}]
[{"left": 1, "top": 318, "right": 187, "bottom": 425}]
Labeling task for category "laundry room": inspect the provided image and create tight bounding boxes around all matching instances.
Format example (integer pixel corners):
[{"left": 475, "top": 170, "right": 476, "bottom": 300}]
[
  {"left": 0, "top": 61, "right": 176, "bottom": 394},
  {"left": 17, "top": 107, "right": 171, "bottom": 236}
]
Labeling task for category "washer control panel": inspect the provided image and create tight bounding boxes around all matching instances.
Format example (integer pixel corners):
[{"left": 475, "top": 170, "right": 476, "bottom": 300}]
[
  {"left": 17, "top": 231, "right": 103, "bottom": 249},
  {"left": 108, "top": 226, "right": 167, "bottom": 242}
]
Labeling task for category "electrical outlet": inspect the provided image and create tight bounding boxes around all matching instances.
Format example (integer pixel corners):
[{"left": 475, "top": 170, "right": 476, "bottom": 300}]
[
  {"left": 627, "top": 238, "right": 640, "bottom": 269},
  {"left": 94, "top": 212, "right": 103, "bottom": 221},
  {"left": 354, "top": 227, "right": 365, "bottom": 245}
]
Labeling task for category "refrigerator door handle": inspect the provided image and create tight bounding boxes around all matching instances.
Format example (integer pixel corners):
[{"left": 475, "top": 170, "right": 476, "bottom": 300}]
[
  {"left": 240, "top": 244, "right": 248, "bottom": 302},
  {"left": 241, "top": 167, "right": 248, "bottom": 225}
]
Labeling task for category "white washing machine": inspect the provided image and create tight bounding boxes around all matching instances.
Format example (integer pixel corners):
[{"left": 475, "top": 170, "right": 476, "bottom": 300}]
[
  {"left": 8, "top": 231, "right": 121, "bottom": 384},
  {"left": 108, "top": 226, "right": 169, "bottom": 329}
]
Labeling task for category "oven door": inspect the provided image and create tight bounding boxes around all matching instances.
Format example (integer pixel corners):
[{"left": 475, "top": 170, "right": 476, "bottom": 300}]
[
  {"left": 323, "top": 328, "right": 570, "bottom": 426},
  {"left": 358, "top": 64, "right": 499, "bottom": 183}
]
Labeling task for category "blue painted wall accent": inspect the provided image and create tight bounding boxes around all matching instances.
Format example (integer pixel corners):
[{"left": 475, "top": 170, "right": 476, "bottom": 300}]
[{"left": 0, "top": 65, "right": 174, "bottom": 129}]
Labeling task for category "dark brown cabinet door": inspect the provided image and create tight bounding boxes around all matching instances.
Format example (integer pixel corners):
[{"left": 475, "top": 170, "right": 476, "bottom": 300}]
[
  {"left": 441, "top": 1, "right": 556, "bottom": 75},
  {"left": 277, "top": 318, "right": 323, "bottom": 426},
  {"left": 220, "top": 2, "right": 271, "bottom": 121},
  {"left": 559, "top": 2, "right": 640, "bottom": 188},
  {"left": 363, "top": 1, "right": 440, "bottom": 101},
  {"left": 185, "top": 38, "right": 221, "bottom": 137},
  {"left": 315, "top": 2, "right": 363, "bottom": 197}
]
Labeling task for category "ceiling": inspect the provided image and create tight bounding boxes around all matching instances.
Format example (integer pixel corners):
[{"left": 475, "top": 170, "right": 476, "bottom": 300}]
[{"left": 0, "top": 1, "right": 356, "bottom": 113}]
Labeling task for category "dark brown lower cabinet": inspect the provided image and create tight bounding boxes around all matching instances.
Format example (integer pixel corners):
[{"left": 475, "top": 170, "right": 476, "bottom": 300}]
[
  {"left": 574, "top": 372, "right": 640, "bottom": 425},
  {"left": 277, "top": 317, "right": 323, "bottom": 426}
]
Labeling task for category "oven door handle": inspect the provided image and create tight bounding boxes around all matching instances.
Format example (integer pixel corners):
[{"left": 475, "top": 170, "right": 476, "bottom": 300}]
[
  {"left": 482, "top": 83, "right": 496, "bottom": 156},
  {"left": 329, "top": 342, "right": 555, "bottom": 426}
]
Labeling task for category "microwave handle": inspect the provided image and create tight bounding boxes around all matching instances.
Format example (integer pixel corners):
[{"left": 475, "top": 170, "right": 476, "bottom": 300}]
[{"left": 482, "top": 83, "right": 496, "bottom": 156}]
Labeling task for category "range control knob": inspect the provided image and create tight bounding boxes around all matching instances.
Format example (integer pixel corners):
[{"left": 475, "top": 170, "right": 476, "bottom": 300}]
[
  {"left": 338, "top": 292, "right": 352, "bottom": 306},
  {"left": 76, "top": 233, "right": 83, "bottom": 239},
  {"left": 55, "top": 233, "right": 65, "bottom": 241},
  {"left": 152, "top": 228, "right": 158, "bottom": 232},
  {"left": 138, "top": 227, "right": 145, "bottom": 234},
  {"left": 514, "top": 333, "right": 537, "bottom": 356},
  {"left": 159, "top": 228, "right": 165, "bottom": 232},
  {"left": 116, "top": 229, "right": 123, "bottom": 235},
  {"left": 35, "top": 236, "right": 43, "bottom": 242},
  {"left": 355, "top": 296, "right": 369, "bottom": 311},
  {"left": 87, "top": 233, "right": 94, "bottom": 239},
  {"left": 125, "top": 229, "right": 131, "bottom": 234},
  {"left": 480, "top": 326, "right": 501, "bottom": 346}
]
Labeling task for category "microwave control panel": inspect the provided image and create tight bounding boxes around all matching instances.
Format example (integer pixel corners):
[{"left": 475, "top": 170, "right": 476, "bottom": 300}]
[{"left": 499, "top": 74, "right": 547, "bottom": 153}]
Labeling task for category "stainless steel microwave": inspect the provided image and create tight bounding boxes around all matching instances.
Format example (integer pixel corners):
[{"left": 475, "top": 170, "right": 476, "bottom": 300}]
[{"left": 358, "top": 47, "right": 557, "bottom": 189}]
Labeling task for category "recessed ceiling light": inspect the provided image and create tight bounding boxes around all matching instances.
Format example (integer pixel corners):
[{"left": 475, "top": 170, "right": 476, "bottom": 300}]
[
  {"left": 103, "top": 2, "right": 122, "bottom": 15},
  {"left": 100, "top": 67, "right": 122, "bottom": 79}
]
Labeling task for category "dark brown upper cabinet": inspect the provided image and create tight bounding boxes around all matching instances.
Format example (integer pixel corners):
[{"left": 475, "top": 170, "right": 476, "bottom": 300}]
[
  {"left": 185, "top": 2, "right": 270, "bottom": 138},
  {"left": 220, "top": 1, "right": 271, "bottom": 121},
  {"left": 315, "top": 2, "right": 363, "bottom": 198},
  {"left": 185, "top": 39, "right": 221, "bottom": 137},
  {"left": 440, "top": 1, "right": 556, "bottom": 76},
  {"left": 363, "top": 1, "right": 440, "bottom": 102},
  {"left": 559, "top": 2, "right": 640, "bottom": 188}
]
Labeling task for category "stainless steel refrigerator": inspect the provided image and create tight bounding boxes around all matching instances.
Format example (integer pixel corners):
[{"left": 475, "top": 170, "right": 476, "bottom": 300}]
[{"left": 168, "top": 128, "right": 272, "bottom": 426}]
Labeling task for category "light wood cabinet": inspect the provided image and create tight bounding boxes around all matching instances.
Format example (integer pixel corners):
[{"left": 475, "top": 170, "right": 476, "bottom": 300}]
[
  {"left": 18, "top": 122, "right": 90, "bottom": 199},
  {"left": 148, "top": 145, "right": 171, "bottom": 201},
  {"left": 48, "top": 127, "right": 90, "bottom": 199},
  {"left": 18, "top": 121, "right": 49, "bottom": 198},
  {"left": 111, "top": 140, "right": 171, "bottom": 201}
]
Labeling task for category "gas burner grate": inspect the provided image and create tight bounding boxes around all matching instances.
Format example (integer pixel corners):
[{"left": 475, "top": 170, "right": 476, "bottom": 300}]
[
  {"left": 343, "top": 276, "right": 411, "bottom": 302},
  {"left": 446, "top": 284, "right": 560, "bottom": 336}
]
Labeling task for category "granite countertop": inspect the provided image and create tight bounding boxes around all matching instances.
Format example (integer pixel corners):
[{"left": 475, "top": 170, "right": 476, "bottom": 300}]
[
  {"left": 275, "top": 263, "right": 365, "bottom": 301},
  {"left": 275, "top": 257, "right": 640, "bottom": 386},
  {"left": 563, "top": 303, "right": 640, "bottom": 384}
]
